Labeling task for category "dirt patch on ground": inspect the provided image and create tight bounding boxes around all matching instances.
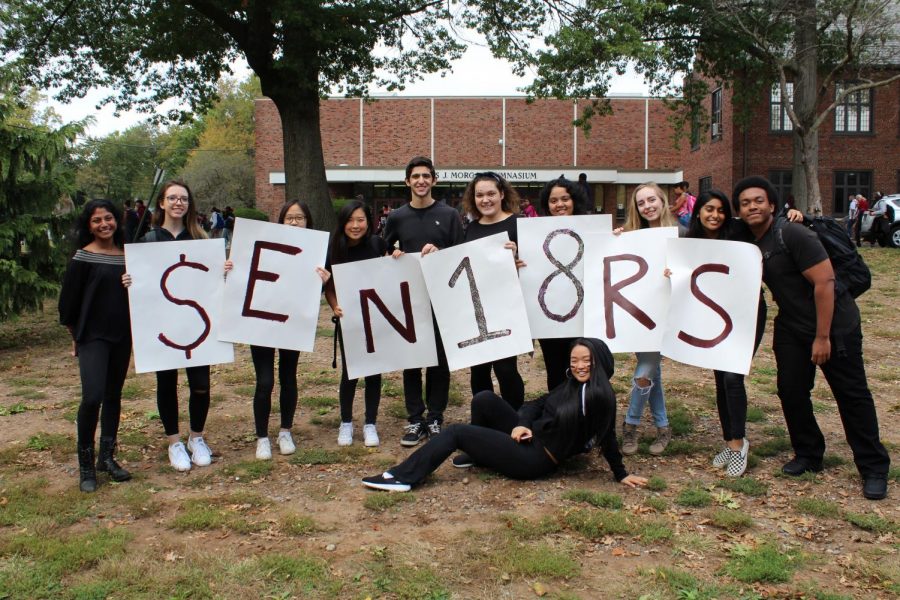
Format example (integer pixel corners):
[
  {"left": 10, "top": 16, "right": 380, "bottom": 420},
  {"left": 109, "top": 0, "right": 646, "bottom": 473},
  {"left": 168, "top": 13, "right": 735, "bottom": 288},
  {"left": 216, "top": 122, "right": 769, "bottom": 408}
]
[{"left": 0, "top": 247, "right": 897, "bottom": 599}]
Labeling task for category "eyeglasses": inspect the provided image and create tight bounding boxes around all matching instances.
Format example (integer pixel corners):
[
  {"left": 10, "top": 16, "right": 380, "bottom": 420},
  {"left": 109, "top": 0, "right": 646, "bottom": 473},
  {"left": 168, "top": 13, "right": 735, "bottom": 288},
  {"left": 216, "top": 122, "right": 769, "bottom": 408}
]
[
  {"left": 284, "top": 215, "right": 307, "bottom": 224},
  {"left": 165, "top": 195, "right": 190, "bottom": 205}
]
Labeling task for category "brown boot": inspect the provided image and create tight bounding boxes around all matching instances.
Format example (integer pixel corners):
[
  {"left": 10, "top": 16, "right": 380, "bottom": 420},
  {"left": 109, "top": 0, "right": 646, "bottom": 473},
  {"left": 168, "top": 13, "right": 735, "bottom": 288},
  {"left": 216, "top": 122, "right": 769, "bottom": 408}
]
[
  {"left": 621, "top": 423, "right": 639, "bottom": 456},
  {"left": 649, "top": 426, "right": 672, "bottom": 456}
]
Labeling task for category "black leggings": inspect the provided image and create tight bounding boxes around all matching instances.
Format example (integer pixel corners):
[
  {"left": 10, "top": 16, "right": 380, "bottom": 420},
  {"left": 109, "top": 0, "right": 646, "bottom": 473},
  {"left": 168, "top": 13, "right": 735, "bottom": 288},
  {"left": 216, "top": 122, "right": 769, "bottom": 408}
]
[
  {"left": 337, "top": 327, "right": 381, "bottom": 424},
  {"left": 469, "top": 355, "right": 524, "bottom": 410},
  {"left": 76, "top": 338, "right": 131, "bottom": 445},
  {"left": 714, "top": 298, "right": 767, "bottom": 441},
  {"left": 250, "top": 345, "right": 299, "bottom": 438},
  {"left": 156, "top": 365, "right": 210, "bottom": 436},
  {"left": 538, "top": 337, "right": 575, "bottom": 392},
  {"left": 388, "top": 391, "right": 557, "bottom": 485}
]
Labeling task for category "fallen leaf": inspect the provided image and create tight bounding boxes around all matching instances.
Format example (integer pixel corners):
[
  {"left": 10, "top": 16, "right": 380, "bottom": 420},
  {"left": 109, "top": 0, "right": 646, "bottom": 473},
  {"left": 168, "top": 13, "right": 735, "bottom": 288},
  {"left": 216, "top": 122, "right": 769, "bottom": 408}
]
[{"left": 533, "top": 582, "right": 547, "bottom": 596}]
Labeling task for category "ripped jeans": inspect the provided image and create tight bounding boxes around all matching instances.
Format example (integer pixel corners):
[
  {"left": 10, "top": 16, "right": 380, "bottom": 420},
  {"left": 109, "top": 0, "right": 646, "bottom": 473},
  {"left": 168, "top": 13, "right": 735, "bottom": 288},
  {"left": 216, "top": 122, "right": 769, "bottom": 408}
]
[{"left": 624, "top": 352, "right": 668, "bottom": 427}]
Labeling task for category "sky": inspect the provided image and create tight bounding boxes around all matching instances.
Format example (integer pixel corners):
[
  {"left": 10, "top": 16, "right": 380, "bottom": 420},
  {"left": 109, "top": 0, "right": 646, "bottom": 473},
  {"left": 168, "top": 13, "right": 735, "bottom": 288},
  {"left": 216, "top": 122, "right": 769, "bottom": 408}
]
[{"left": 49, "top": 45, "right": 651, "bottom": 138}]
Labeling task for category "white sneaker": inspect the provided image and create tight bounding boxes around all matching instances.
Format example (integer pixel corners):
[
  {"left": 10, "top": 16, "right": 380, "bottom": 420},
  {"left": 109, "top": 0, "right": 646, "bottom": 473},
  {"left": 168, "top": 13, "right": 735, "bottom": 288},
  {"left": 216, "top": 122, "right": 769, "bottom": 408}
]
[
  {"left": 277, "top": 431, "right": 296, "bottom": 455},
  {"left": 168, "top": 441, "right": 191, "bottom": 472},
  {"left": 187, "top": 436, "right": 212, "bottom": 467},
  {"left": 363, "top": 424, "right": 380, "bottom": 447},
  {"left": 337, "top": 422, "right": 353, "bottom": 446},
  {"left": 256, "top": 438, "right": 272, "bottom": 460}
]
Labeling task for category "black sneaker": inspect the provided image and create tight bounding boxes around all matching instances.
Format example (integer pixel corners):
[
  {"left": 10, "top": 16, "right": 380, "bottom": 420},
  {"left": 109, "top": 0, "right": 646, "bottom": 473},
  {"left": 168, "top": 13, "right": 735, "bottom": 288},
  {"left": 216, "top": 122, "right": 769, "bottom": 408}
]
[
  {"left": 451, "top": 453, "right": 474, "bottom": 468},
  {"left": 862, "top": 475, "right": 887, "bottom": 500},
  {"left": 362, "top": 473, "right": 411, "bottom": 492},
  {"left": 427, "top": 420, "right": 441, "bottom": 437},
  {"left": 401, "top": 422, "right": 427, "bottom": 447}
]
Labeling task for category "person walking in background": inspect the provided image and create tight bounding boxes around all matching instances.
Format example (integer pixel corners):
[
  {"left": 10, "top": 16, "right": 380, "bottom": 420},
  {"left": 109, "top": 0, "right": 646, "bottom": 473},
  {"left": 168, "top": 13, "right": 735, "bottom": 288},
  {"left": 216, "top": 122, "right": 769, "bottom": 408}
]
[
  {"left": 578, "top": 173, "right": 595, "bottom": 213},
  {"left": 846, "top": 195, "right": 859, "bottom": 238},
  {"left": 59, "top": 200, "right": 133, "bottom": 492},
  {"left": 854, "top": 194, "right": 869, "bottom": 246},
  {"left": 670, "top": 181, "right": 696, "bottom": 228}
]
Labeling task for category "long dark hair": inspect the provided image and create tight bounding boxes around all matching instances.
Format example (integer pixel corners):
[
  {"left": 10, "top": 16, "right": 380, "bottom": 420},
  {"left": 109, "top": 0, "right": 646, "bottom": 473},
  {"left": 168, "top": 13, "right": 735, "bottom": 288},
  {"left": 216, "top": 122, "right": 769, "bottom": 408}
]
[
  {"left": 329, "top": 200, "right": 373, "bottom": 265},
  {"left": 277, "top": 199, "right": 314, "bottom": 228},
  {"left": 552, "top": 337, "right": 617, "bottom": 448},
  {"left": 686, "top": 190, "right": 736, "bottom": 240},
  {"left": 539, "top": 177, "right": 589, "bottom": 216},
  {"left": 75, "top": 199, "right": 125, "bottom": 249}
]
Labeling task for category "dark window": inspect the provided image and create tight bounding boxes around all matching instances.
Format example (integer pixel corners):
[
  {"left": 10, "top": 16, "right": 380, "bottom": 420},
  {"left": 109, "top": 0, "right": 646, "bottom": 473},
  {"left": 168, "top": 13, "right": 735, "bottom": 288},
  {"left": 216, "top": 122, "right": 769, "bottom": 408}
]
[
  {"left": 834, "top": 83, "right": 872, "bottom": 133},
  {"left": 770, "top": 83, "right": 794, "bottom": 132},
  {"left": 699, "top": 177, "right": 712, "bottom": 195},
  {"left": 711, "top": 88, "right": 723, "bottom": 140},
  {"left": 833, "top": 171, "right": 871, "bottom": 214},
  {"left": 768, "top": 170, "right": 793, "bottom": 208}
]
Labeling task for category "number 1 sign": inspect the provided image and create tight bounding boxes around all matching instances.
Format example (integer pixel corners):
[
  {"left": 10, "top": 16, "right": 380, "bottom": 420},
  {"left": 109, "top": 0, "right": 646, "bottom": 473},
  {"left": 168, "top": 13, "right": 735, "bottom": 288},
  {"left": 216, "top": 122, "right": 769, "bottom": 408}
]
[{"left": 419, "top": 233, "right": 533, "bottom": 372}]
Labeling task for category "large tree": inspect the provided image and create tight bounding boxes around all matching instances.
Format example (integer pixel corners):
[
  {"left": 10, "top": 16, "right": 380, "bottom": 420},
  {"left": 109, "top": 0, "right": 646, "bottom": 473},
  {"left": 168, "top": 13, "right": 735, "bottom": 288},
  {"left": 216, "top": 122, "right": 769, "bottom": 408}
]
[
  {"left": 512, "top": 0, "right": 900, "bottom": 213},
  {"left": 2, "top": 1, "right": 553, "bottom": 230}
]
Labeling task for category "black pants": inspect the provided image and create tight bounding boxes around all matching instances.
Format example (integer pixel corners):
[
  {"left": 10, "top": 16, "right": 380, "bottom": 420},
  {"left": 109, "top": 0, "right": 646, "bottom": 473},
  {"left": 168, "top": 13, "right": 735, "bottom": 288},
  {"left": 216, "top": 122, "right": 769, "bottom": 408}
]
[
  {"left": 773, "top": 321, "right": 890, "bottom": 477},
  {"left": 250, "top": 345, "right": 299, "bottom": 438},
  {"left": 538, "top": 337, "right": 574, "bottom": 392},
  {"left": 714, "top": 298, "right": 767, "bottom": 441},
  {"left": 337, "top": 326, "right": 381, "bottom": 424},
  {"left": 389, "top": 391, "right": 556, "bottom": 485},
  {"left": 403, "top": 323, "right": 450, "bottom": 425},
  {"left": 470, "top": 355, "right": 524, "bottom": 410},
  {"left": 76, "top": 338, "right": 131, "bottom": 445},
  {"left": 156, "top": 366, "right": 210, "bottom": 436}
]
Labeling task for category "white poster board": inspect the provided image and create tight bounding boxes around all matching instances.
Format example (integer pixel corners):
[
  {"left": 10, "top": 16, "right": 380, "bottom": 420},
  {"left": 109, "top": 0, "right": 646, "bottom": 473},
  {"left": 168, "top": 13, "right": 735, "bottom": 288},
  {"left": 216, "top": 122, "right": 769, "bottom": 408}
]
[
  {"left": 332, "top": 253, "right": 437, "bottom": 379},
  {"left": 661, "top": 239, "right": 763, "bottom": 375},
  {"left": 583, "top": 227, "right": 678, "bottom": 352},
  {"left": 218, "top": 218, "right": 329, "bottom": 351},
  {"left": 517, "top": 215, "right": 612, "bottom": 338},
  {"left": 125, "top": 239, "right": 234, "bottom": 373},
  {"left": 419, "top": 233, "right": 534, "bottom": 371}
]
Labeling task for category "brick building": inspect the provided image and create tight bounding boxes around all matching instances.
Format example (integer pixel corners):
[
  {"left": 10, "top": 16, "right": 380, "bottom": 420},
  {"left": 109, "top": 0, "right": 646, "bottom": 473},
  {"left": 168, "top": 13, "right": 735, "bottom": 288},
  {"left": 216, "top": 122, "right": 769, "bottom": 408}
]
[{"left": 254, "top": 95, "right": 685, "bottom": 221}]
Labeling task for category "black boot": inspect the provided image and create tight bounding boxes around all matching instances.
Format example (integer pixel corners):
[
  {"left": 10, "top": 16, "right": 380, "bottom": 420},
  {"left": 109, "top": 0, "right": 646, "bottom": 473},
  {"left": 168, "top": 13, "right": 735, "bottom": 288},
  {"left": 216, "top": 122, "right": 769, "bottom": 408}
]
[
  {"left": 78, "top": 445, "right": 98, "bottom": 493},
  {"left": 97, "top": 437, "right": 131, "bottom": 482}
]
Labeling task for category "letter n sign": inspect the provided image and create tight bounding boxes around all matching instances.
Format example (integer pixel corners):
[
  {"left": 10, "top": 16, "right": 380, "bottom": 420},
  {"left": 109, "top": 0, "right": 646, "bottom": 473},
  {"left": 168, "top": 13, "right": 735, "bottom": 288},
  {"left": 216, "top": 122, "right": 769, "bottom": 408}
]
[{"left": 359, "top": 283, "right": 417, "bottom": 353}]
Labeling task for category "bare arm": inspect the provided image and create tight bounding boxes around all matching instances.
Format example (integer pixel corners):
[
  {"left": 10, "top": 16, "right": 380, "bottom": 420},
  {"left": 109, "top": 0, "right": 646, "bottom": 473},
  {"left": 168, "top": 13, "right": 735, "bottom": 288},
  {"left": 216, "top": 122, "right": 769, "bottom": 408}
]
[
  {"left": 323, "top": 278, "right": 342, "bottom": 317},
  {"left": 801, "top": 259, "right": 836, "bottom": 365}
]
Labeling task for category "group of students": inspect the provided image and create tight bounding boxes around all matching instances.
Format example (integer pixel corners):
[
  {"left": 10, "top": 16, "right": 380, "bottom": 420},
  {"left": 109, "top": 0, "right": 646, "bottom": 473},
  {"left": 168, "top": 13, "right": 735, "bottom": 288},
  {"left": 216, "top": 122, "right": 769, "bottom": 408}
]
[{"left": 60, "top": 156, "right": 890, "bottom": 501}]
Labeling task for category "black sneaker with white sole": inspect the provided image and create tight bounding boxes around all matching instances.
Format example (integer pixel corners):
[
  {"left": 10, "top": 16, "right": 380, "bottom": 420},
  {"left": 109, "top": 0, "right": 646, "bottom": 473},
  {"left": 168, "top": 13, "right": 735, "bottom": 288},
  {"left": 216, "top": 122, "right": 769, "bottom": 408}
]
[
  {"left": 451, "top": 453, "right": 474, "bottom": 468},
  {"left": 362, "top": 473, "right": 411, "bottom": 492},
  {"left": 401, "top": 422, "right": 427, "bottom": 447},
  {"left": 427, "top": 420, "right": 441, "bottom": 437}
]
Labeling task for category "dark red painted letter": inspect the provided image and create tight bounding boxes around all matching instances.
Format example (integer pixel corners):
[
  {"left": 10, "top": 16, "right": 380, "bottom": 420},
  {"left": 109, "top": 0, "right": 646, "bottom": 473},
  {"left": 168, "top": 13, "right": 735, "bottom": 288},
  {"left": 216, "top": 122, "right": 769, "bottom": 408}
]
[
  {"left": 603, "top": 254, "right": 655, "bottom": 339},
  {"left": 242, "top": 241, "right": 302, "bottom": 322},
  {"left": 677, "top": 263, "right": 734, "bottom": 348},
  {"left": 158, "top": 254, "right": 211, "bottom": 359},
  {"left": 360, "top": 282, "right": 417, "bottom": 353}
]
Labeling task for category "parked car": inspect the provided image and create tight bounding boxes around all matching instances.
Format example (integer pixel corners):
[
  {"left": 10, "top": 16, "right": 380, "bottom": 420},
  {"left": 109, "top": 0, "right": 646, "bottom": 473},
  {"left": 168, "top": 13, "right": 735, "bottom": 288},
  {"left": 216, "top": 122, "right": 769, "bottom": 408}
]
[{"left": 859, "top": 194, "right": 900, "bottom": 248}]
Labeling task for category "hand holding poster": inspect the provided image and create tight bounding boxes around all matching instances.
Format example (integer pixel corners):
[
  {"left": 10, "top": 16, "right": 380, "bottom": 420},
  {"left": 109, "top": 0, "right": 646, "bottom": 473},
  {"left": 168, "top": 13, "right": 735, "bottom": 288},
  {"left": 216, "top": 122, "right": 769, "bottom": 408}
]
[
  {"left": 583, "top": 227, "right": 678, "bottom": 352},
  {"left": 661, "top": 238, "right": 763, "bottom": 375},
  {"left": 218, "top": 217, "right": 329, "bottom": 351},
  {"left": 419, "top": 233, "right": 533, "bottom": 371},
  {"left": 333, "top": 253, "right": 437, "bottom": 380},
  {"left": 125, "top": 239, "right": 234, "bottom": 373},
  {"left": 517, "top": 215, "right": 612, "bottom": 338}
]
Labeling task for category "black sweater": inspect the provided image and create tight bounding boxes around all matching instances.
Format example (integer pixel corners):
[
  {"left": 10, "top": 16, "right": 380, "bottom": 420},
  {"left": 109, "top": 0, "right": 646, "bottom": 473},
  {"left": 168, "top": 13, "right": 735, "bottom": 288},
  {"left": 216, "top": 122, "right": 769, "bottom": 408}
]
[{"left": 58, "top": 250, "right": 130, "bottom": 344}]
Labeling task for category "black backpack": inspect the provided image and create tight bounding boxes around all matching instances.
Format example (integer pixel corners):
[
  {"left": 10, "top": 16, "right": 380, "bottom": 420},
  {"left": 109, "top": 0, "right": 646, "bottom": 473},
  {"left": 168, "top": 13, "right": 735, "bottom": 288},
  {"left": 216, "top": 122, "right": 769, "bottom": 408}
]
[{"left": 772, "top": 215, "right": 871, "bottom": 298}]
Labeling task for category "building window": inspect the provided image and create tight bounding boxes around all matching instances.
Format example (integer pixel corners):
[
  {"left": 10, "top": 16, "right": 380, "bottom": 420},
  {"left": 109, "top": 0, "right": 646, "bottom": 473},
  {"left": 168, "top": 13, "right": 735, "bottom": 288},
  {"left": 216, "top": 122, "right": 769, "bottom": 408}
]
[
  {"left": 711, "top": 88, "right": 723, "bottom": 140},
  {"left": 769, "top": 170, "right": 793, "bottom": 208},
  {"left": 834, "top": 83, "right": 872, "bottom": 133},
  {"left": 833, "top": 171, "right": 871, "bottom": 214},
  {"left": 699, "top": 177, "right": 712, "bottom": 195},
  {"left": 770, "top": 83, "right": 794, "bottom": 132}
]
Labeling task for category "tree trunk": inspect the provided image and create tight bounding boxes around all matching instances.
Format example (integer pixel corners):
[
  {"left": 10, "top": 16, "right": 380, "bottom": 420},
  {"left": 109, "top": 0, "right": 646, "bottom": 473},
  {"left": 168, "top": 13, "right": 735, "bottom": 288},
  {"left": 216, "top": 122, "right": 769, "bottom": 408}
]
[
  {"left": 792, "top": 0, "right": 821, "bottom": 215},
  {"left": 269, "top": 90, "right": 336, "bottom": 232}
]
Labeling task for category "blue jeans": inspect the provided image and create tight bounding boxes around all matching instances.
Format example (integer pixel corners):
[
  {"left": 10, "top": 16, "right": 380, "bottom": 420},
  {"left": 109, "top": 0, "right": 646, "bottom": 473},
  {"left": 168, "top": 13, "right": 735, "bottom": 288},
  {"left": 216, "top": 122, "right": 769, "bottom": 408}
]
[{"left": 625, "top": 352, "right": 668, "bottom": 427}]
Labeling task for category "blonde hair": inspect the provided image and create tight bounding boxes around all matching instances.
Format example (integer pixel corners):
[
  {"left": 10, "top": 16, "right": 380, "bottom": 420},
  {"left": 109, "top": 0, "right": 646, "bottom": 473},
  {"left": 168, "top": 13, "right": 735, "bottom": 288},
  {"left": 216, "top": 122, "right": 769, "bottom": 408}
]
[
  {"left": 623, "top": 182, "right": 678, "bottom": 231},
  {"left": 153, "top": 180, "right": 208, "bottom": 240}
]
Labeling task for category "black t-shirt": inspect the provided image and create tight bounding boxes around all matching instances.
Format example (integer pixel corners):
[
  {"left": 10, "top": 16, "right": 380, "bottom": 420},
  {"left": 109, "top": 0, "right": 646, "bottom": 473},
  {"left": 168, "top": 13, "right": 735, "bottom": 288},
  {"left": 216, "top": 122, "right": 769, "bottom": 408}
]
[
  {"left": 463, "top": 214, "right": 519, "bottom": 244},
  {"left": 754, "top": 221, "right": 859, "bottom": 336},
  {"left": 325, "top": 235, "right": 388, "bottom": 271},
  {"left": 382, "top": 201, "right": 463, "bottom": 253}
]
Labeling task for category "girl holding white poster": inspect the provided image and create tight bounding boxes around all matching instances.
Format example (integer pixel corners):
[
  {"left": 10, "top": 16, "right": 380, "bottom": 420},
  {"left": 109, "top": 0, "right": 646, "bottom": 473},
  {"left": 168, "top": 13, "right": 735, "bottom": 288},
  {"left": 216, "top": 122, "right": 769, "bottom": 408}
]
[
  {"left": 460, "top": 173, "right": 526, "bottom": 409},
  {"left": 361, "top": 338, "right": 648, "bottom": 492},
  {"left": 59, "top": 200, "right": 133, "bottom": 492},
  {"left": 324, "top": 200, "right": 389, "bottom": 447},
  {"left": 127, "top": 180, "right": 217, "bottom": 472},
  {"left": 225, "top": 201, "right": 331, "bottom": 460},
  {"left": 535, "top": 177, "right": 591, "bottom": 391},
  {"left": 616, "top": 182, "right": 684, "bottom": 456}
]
